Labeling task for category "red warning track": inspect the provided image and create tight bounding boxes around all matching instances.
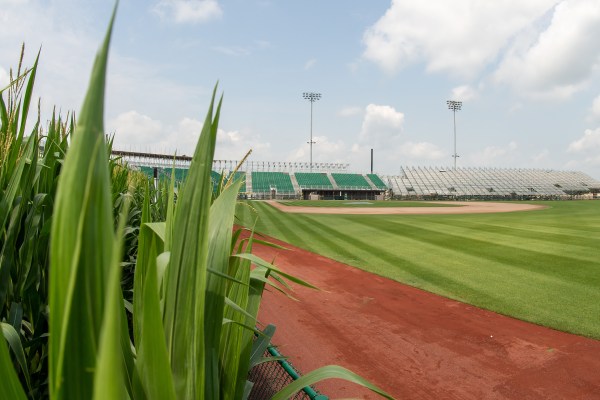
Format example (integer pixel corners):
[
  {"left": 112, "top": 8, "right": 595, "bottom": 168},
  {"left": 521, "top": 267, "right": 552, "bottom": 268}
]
[{"left": 251, "top": 233, "right": 600, "bottom": 399}]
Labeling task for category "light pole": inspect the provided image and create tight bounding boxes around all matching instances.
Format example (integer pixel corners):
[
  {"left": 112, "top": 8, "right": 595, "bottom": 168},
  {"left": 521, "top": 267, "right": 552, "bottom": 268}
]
[
  {"left": 303, "top": 92, "right": 321, "bottom": 172},
  {"left": 447, "top": 100, "right": 462, "bottom": 170}
]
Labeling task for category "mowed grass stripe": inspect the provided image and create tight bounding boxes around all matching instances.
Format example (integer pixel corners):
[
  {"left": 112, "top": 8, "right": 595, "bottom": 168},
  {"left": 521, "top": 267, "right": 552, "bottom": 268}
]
[
  {"left": 426, "top": 218, "right": 600, "bottom": 250},
  {"left": 250, "top": 202, "right": 309, "bottom": 249},
  {"left": 260, "top": 203, "right": 376, "bottom": 268},
  {"left": 391, "top": 217, "right": 599, "bottom": 264},
  {"left": 297, "top": 215, "right": 514, "bottom": 308},
  {"left": 350, "top": 217, "right": 598, "bottom": 288}
]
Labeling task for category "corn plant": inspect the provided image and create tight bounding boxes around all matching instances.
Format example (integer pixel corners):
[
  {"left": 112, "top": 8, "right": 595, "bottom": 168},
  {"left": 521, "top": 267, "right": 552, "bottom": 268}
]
[{"left": 0, "top": 4, "right": 393, "bottom": 399}]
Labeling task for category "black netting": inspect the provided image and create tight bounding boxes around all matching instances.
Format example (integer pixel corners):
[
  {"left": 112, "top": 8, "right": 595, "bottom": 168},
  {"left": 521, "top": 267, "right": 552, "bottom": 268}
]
[{"left": 247, "top": 349, "right": 324, "bottom": 400}]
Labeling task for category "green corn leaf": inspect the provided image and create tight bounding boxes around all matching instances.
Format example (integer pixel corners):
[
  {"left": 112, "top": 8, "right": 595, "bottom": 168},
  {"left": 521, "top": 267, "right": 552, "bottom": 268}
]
[
  {"left": 1, "top": 322, "right": 31, "bottom": 393},
  {"left": 0, "top": 335, "right": 27, "bottom": 400},
  {"left": 17, "top": 49, "right": 40, "bottom": 141},
  {"left": 223, "top": 297, "right": 254, "bottom": 321},
  {"left": 208, "top": 268, "right": 247, "bottom": 286},
  {"left": 271, "top": 365, "right": 395, "bottom": 400},
  {"left": 242, "top": 381, "right": 253, "bottom": 400},
  {"left": 249, "top": 324, "right": 276, "bottom": 369},
  {"left": 48, "top": 5, "right": 117, "bottom": 399},
  {"left": 164, "top": 162, "right": 176, "bottom": 251},
  {"left": 204, "top": 164, "right": 243, "bottom": 399},
  {"left": 222, "top": 226, "right": 256, "bottom": 400},
  {"left": 234, "top": 253, "right": 320, "bottom": 290},
  {"left": 133, "top": 222, "right": 175, "bottom": 400},
  {"left": 162, "top": 85, "right": 222, "bottom": 399},
  {"left": 93, "top": 192, "right": 129, "bottom": 400},
  {"left": 133, "top": 180, "right": 153, "bottom": 343},
  {"left": 248, "top": 238, "right": 288, "bottom": 250}
]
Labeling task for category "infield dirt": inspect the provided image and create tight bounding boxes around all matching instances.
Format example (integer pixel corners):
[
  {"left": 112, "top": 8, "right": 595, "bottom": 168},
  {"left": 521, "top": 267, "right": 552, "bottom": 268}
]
[
  {"left": 250, "top": 232, "right": 600, "bottom": 399},
  {"left": 267, "top": 200, "right": 547, "bottom": 215}
]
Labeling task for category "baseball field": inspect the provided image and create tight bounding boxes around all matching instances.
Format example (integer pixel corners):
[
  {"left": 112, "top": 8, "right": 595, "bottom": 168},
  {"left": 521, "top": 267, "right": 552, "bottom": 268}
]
[{"left": 237, "top": 200, "right": 600, "bottom": 339}]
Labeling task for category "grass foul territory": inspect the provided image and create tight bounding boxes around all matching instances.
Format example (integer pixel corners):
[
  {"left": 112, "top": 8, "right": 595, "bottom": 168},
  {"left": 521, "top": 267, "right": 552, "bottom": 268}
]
[{"left": 237, "top": 200, "right": 600, "bottom": 339}]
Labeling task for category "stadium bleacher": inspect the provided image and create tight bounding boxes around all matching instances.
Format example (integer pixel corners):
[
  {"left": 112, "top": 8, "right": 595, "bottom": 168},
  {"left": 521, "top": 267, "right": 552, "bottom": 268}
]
[
  {"left": 129, "top": 155, "right": 599, "bottom": 200},
  {"left": 251, "top": 172, "right": 295, "bottom": 193},
  {"left": 331, "top": 173, "right": 372, "bottom": 189},
  {"left": 385, "top": 167, "right": 600, "bottom": 199},
  {"left": 295, "top": 172, "right": 333, "bottom": 189},
  {"left": 367, "top": 174, "right": 387, "bottom": 190}
]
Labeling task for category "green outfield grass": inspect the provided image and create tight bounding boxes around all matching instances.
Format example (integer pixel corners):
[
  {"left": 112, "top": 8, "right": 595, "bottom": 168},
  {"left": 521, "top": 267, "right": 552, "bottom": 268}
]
[
  {"left": 237, "top": 200, "right": 600, "bottom": 339},
  {"left": 277, "top": 200, "right": 460, "bottom": 208}
]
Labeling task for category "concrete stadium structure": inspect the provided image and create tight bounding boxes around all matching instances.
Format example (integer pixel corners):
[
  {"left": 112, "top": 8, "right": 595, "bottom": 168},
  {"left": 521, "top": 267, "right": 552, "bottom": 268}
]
[
  {"left": 386, "top": 166, "right": 600, "bottom": 200},
  {"left": 113, "top": 151, "right": 600, "bottom": 200}
]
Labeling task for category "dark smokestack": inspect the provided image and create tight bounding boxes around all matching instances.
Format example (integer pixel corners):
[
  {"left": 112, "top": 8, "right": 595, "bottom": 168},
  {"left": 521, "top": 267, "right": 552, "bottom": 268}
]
[{"left": 370, "top": 148, "right": 373, "bottom": 174}]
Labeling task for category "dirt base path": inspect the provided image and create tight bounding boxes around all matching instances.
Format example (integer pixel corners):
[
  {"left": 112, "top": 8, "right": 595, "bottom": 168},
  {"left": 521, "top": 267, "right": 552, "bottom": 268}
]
[
  {"left": 266, "top": 200, "right": 547, "bottom": 215},
  {"left": 252, "top": 234, "right": 600, "bottom": 399}
]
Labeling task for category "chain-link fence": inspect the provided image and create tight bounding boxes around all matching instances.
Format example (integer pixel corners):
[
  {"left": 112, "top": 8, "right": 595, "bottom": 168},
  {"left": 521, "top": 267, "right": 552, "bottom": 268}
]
[{"left": 248, "top": 346, "right": 327, "bottom": 400}]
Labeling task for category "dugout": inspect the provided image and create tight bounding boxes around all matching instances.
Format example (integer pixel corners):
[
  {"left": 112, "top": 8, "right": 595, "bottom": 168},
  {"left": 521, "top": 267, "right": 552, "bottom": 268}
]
[{"left": 302, "top": 189, "right": 384, "bottom": 201}]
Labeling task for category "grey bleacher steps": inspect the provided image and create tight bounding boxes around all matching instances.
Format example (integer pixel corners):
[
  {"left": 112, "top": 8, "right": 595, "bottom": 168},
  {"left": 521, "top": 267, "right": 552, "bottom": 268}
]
[
  {"left": 363, "top": 174, "right": 378, "bottom": 190},
  {"left": 327, "top": 173, "right": 339, "bottom": 190}
]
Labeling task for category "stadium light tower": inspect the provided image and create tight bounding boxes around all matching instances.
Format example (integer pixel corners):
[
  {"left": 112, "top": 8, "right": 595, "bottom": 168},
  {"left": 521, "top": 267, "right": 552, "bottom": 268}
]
[
  {"left": 447, "top": 100, "right": 462, "bottom": 170},
  {"left": 303, "top": 92, "right": 321, "bottom": 172}
]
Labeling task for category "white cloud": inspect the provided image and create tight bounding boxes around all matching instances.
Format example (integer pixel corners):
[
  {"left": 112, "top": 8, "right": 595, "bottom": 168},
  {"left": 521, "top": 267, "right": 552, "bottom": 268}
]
[
  {"left": 109, "top": 111, "right": 268, "bottom": 160},
  {"left": 288, "top": 135, "right": 347, "bottom": 163},
  {"left": 109, "top": 110, "right": 164, "bottom": 148},
  {"left": 451, "top": 85, "right": 477, "bottom": 102},
  {"left": 568, "top": 128, "right": 600, "bottom": 153},
  {"left": 399, "top": 141, "right": 445, "bottom": 160},
  {"left": 106, "top": 53, "right": 207, "bottom": 123},
  {"left": 590, "top": 95, "right": 600, "bottom": 120},
  {"left": 338, "top": 106, "right": 362, "bottom": 117},
  {"left": 0, "top": 3, "right": 100, "bottom": 131},
  {"left": 532, "top": 149, "right": 550, "bottom": 163},
  {"left": 494, "top": 0, "right": 600, "bottom": 99},
  {"left": 304, "top": 59, "right": 317, "bottom": 70},
  {"left": 362, "top": 0, "right": 556, "bottom": 77},
  {"left": 216, "top": 127, "right": 271, "bottom": 160},
  {"left": 153, "top": 0, "right": 222, "bottom": 24},
  {"left": 469, "top": 141, "right": 518, "bottom": 166},
  {"left": 0, "top": 67, "right": 9, "bottom": 88},
  {"left": 359, "top": 103, "right": 404, "bottom": 145}
]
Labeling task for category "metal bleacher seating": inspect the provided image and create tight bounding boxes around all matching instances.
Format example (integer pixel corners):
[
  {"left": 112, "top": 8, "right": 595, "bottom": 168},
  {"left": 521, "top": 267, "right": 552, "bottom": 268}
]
[{"left": 385, "top": 167, "right": 600, "bottom": 199}]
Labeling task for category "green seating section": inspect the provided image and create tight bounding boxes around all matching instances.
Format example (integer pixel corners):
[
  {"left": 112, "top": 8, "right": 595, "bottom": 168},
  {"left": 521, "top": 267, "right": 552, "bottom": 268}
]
[
  {"left": 295, "top": 173, "right": 333, "bottom": 189},
  {"left": 251, "top": 172, "right": 294, "bottom": 193},
  {"left": 368, "top": 174, "right": 387, "bottom": 189},
  {"left": 138, "top": 167, "right": 246, "bottom": 193},
  {"left": 331, "top": 173, "right": 371, "bottom": 189}
]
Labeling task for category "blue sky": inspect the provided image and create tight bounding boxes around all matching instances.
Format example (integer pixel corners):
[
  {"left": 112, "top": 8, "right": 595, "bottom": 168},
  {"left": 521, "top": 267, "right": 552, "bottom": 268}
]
[{"left": 2, "top": 0, "right": 600, "bottom": 178}]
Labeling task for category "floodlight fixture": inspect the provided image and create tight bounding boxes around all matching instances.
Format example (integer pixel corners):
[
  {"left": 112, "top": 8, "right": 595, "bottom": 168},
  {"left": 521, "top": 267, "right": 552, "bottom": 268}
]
[
  {"left": 303, "top": 92, "right": 322, "bottom": 172},
  {"left": 447, "top": 100, "right": 462, "bottom": 169}
]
